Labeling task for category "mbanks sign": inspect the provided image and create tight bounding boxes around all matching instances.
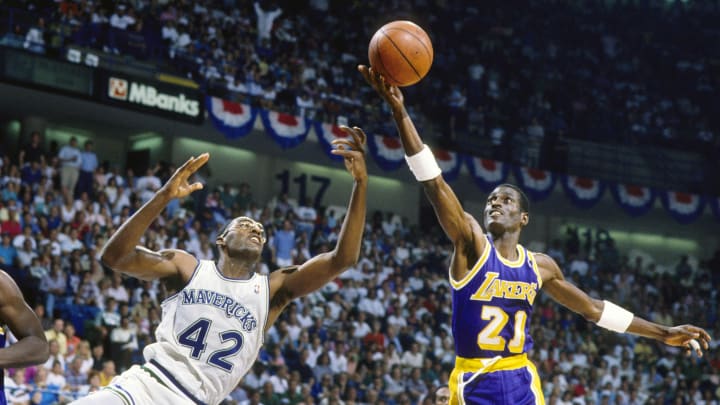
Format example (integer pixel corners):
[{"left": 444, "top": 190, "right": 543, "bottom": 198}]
[{"left": 97, "top": 71, "right": 203, "bottom": 124}]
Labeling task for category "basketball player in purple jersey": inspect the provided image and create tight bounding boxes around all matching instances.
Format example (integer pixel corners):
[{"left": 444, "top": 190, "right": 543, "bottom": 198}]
[
  {"left": 0, "top": 270, "right": 49, "bottom": 405},
  {"left": 360, "top": 65, "right": 711, "bottom": 405}
]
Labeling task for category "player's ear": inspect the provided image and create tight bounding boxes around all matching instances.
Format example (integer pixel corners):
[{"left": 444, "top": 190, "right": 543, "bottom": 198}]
[
  {"left": 216, "top": 234, "right": 226, "bottom": 247},
  {"left": 520, "top": 212, "right": 529, "bottom": 227}
]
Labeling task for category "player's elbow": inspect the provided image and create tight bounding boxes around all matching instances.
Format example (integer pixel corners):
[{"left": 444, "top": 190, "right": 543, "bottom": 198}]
[
  {"left": 29, "top": 335, "right": 50, "bottom": 365},
  {"left": 331, "top": 249, "right": 359, "bottom": 270},
  {"left": 582, "top": 299, "right": 604, "bottom": 323}
]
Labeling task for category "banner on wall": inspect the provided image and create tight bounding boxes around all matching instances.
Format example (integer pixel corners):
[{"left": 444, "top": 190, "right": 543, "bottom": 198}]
[
  {"left": 660, "top": 191, "right": 706, "bottom": 224},
  {"left": 711, "top": 197, "right": 720, "bottom": 221},
  {"left": 207, "top": 97, "right": 257, "bottom": 139},
  {"left": 611, "top": 184, "right": 656, "bottom": 217},
  {"left": 466, "top": 157, "right": 509, "bottom": 192},
  {"left": 562, "top": 176, "right": 605, "bottom": 209},
  {"left": 434, "top": 149, "right": 462, "bottom": 182},
  {"left": 314, "top": 122, "right": 349, "bottom": 161},
  {"left": 260, "top": 110, "right": 311, "bottom": 148},
  {"left": 513, "top": 167, "right": 556, "bottom": 201},
  {"left": 368, "top": 134, "right": 405, "bottom": 171}
]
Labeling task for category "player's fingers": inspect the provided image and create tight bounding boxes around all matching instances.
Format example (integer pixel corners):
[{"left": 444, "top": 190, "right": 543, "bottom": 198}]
[
  {"left": 351, "top": 126, "right": 368, "bottom": 147},
  {"left": 331, "top": 139, "right": 356, "bottom": 150},
  {"left": 190, "top": 182, "right": 204, "bottom": 192},
  {"left": 190, "top": 153, "right": 210, "bottom": 171}
]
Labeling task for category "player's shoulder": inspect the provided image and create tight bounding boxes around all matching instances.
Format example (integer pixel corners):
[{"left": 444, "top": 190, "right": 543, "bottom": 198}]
[
  {"left": 532, "top": 252, "right": 562, "bottom": 272},
  {"left": 0, "top": 270, "right": 22, "bottom": 301}
]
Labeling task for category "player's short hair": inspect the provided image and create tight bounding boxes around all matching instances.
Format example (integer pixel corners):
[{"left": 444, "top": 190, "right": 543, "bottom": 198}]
[{"left": 497, "top": 183, "right": 530, "bottom": 213}]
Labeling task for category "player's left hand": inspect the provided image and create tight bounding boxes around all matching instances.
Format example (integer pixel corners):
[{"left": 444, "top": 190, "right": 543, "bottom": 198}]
[
  {"left": 331, "top": 126, "right": 367, "bottom": 183},
  {"left": 663, "top": 324, "right": 712, "bottom": 357}
]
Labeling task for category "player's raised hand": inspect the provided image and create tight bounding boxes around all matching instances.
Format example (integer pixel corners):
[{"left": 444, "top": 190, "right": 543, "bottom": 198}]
[
  {"left": 160, "top": 153, "right": 209, "bottom": 199},
  {"left": 331, "top": 126, "right": 367, "bottom": 182},
  {"left": 358, "top": 65, "right": 404, "bottom": 111},
  {"left": 663, "top": 324, "right": 712, "bottom": 357}
]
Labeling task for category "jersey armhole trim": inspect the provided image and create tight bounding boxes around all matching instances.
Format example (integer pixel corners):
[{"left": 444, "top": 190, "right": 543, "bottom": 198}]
[
  {"left": 528, "top": 251, "right": 543, "bottom": 289},
  {"left": 160, "top": 258, "right": 202, "bottom": 305},
  {"left": 450, "top": 236, "right": 491, "bottom": 290}
]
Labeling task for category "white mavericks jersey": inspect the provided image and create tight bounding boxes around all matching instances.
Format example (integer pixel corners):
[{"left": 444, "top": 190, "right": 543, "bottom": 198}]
[{"left": 143, "top": 260, "right": 269, "bottom": 405}]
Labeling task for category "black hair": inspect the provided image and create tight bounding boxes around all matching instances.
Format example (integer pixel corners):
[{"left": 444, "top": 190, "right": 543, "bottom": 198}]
[{"left": 497, "top": 183, "right": 530, "bottom": 213}]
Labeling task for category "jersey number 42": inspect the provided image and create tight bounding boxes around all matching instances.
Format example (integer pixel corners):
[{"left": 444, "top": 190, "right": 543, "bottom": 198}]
[{"left": 177, "top": 318, "right": 244, "bottom": 372}]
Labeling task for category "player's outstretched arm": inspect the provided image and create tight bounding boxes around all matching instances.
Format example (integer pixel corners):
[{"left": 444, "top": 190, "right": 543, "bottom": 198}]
[
  {"left": 358, "top": 65, "right": 479, "bottom": 250},
  {"left": 100, "top": 154, "right": 208, "bottom": 282},
  {"left": 0, "top": 271, "right": 49, "bottom": 368},
  {"left": 537, "top": 253, "right": 712, "bottom": 356},
  {"left": 267, "top": 127, "right": 367, "bottom": 325}
]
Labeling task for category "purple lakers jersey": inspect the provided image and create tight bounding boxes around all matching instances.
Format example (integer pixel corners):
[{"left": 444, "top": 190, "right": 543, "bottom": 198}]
[{"left": 451, "top": 235, "right": 542, "bottom": 359}]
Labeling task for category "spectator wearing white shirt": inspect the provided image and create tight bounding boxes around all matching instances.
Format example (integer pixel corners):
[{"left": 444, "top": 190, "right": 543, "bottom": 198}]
[
  {"left": 400, "top": 343, "right": 424, "bottom": 369},
  {"left": 253, "top": 1, "right": 282, "bottom": 41},
  {"left": 329, "top": 345, "right": 348, "bottom": 373},
  {"left": 24, "top": 17, "right": 45, "bottom": 53},
  {"left": 357, "top": 288, "right": 385, "bottom": 318}
]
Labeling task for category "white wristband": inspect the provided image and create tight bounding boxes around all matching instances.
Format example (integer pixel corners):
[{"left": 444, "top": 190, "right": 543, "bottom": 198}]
[
  {"left": 597, "top": 300, "right": 634, "bottom": 333},
  {"left": 405, "top": 144, "right": 442, "bottom": 182}
]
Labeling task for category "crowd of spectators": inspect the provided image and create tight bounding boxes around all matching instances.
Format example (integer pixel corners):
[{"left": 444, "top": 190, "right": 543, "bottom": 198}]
[
  {"left": 2, "top": 0, "right": 720, "bottom": 172},
  {"left": 0, "top": 127, "right": 719, "bottom": 405}
]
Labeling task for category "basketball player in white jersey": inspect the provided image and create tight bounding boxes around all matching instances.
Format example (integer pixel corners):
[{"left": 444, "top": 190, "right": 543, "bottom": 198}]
[{"left": 71, "top": 127, "right": 368, "bottom": 405}]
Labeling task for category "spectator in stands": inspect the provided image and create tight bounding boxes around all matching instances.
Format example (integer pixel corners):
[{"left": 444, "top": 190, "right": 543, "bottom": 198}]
[
  {"left": 23, "top": 17, "right": 46, "bottom": 53},
  {"left": 19, "top": 131, "right": 46, "bottom": 167},
  {"left": 76, "top": 141, "right": 98, "bottom": 199},
  {"left": 58, "top": 137, "right": 81, "bottom": 201}
]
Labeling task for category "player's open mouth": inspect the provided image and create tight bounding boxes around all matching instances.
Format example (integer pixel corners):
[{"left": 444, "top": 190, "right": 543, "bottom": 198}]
[
  {"left": 250, "top": 236, "right": 261, "bottom": 244},
  {"left": 489, "top": 210, "right": 502, "bottom": 217}
]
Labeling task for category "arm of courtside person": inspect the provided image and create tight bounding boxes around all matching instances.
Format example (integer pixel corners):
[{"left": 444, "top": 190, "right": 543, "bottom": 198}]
[
  {"left": 99, "top": 154, "right": 209, "bottom": 281},
  {"left": 0, "top": 271, "right": 49, "bottom": 368},
  {"left": 358, "top": 65, "right": 478, "bottom": 248},
  {"left": 268, "top": 127, "right": 367, "bottom": 313},
  {"left": 538, "top": 253, "right": 712, "bottom": 357}
]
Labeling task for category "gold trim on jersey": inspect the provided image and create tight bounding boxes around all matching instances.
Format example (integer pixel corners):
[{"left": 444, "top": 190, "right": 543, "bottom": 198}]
[
  {"left": 527, "top": 362, "right": 545, "bottom": 404},
  {"left": 449, "top": 239, "right": 492, "bottom": 290},
  {"left": 453, "top": 353, "right": 530, "bottom": 373},
  {"left": 527, "top": 251, "right": 543, "bottom": 289},
  {"left": 496, "top": 244, "right": 526, "bottom": 268}
]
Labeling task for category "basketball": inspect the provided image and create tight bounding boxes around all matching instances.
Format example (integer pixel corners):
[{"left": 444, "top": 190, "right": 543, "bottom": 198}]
[{"left": 368, "top": 20, "right": 433, "bottom": 87}]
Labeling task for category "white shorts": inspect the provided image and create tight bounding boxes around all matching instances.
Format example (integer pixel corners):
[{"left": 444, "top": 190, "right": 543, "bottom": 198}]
[{"left": 69, "top": 365, "right": 195, "bottom": 405}]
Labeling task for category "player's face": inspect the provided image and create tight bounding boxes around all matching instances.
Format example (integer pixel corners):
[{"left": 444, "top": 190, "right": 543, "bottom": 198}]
[
  {"left": 435, "top": 387, "right": 450, "bottom": 404},
  {"left": 218, "top": 217, "right": 266, "bottom": 257},
  {"left": 483, "top": 186, "right": 528, "bottom": 234}
]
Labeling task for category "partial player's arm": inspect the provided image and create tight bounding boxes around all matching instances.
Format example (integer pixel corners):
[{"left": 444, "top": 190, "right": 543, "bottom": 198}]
[
  {"left": 100, "top": 154, "right": 209, "bottom": 282},
  {"left": 0, "top": 270, "right": 49, "bottom": 368},
  {"left": 267, "top": 127, "right": 367, "bottom": 327},
  {"left": 359, "top": 65, "right": 481, "bottom": 255},
  {"left": 537, "top": 253, "right": 711, "bottom": 356}
]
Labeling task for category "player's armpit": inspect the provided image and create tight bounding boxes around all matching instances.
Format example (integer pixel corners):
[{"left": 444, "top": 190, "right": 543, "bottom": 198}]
[{"left": 536, "top": 253, "right": 603, "bottom": 322}]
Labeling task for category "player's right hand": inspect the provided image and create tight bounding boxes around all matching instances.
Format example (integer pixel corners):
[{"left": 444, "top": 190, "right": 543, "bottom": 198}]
[
  {"left": 160, "top": 153, "right": 209, "bottom": 199},
  {"left": 358, "top": 65, "right": 405, "bottom": 112}
]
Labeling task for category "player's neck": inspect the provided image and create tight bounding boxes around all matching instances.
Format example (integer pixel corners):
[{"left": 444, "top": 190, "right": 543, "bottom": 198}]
[
  {"left": 490, "top": 232, "right": 520, "bottom": 262},
  {"left": 216, "top": 255, "right": 255, "bottom": 280}
]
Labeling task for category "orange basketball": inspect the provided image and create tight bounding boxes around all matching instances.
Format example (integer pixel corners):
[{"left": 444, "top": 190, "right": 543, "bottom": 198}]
[{"left": 368, "top": 20, "right": 433, "bottom": 87}]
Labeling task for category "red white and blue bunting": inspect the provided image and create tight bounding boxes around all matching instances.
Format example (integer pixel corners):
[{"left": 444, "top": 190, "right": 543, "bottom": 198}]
[
  {"left": 611, "top": 184, "right": 656, "bottom": 217},
  {"left": 259, "top": 110, "right": 311, "bottom": 149},
  {"left": 710, "top": 197, "right": 720, "bottom": 221},
  {"left": 466, "top": 157, "right": 509, "bottom": 192},
  {"left": 660, "top": 191, "right": 706, "bottom": 224},
  {"left": 513, "top": 167, "right": 556, "bottom": 201},
  {"left": 314, "top": 122, "right": 350, "bottom": 161},
  {"left": 434, "top": 149, "right": 462, "bottom": 182},
  {"left": 203, "top": 98, "right": 720, "bottom": 224},
  {"left": 206, "top": 97, "right": 257, "bottom": 139},
  {"left": 368, "top": 134, "right": 405, "bottom": 171},
  {"left": 562, "top": 176, "right": 605, "bottom": 209}
]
